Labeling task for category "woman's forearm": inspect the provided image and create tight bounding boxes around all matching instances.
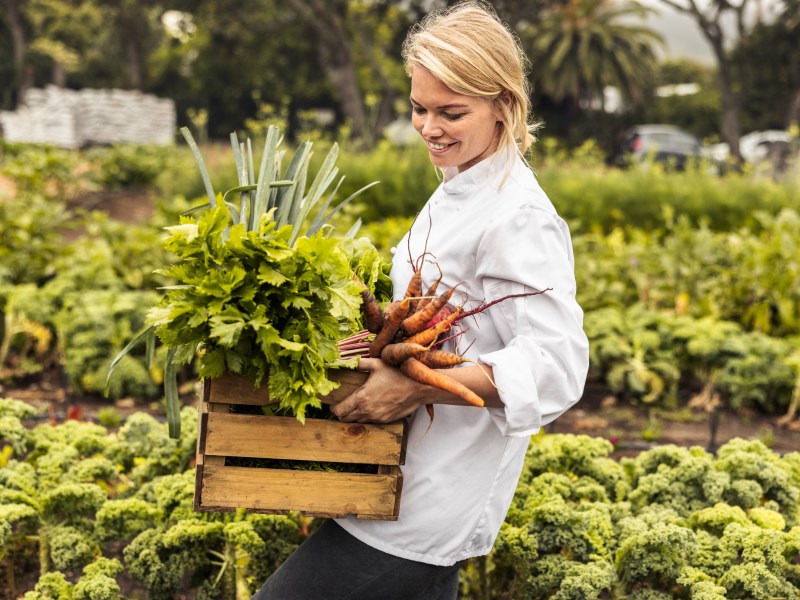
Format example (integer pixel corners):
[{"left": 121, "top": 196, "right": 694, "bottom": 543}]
[{"left": 414, "top": 364, "right": 504, "bottom": 409}]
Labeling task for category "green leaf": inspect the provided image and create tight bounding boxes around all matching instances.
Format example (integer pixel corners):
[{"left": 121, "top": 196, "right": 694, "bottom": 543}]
[
  {"left": 277, "top": 338, "right": 306, "bottom": 353},
  {"left": 326, "top": 280, "right": 364, "bottom": 320},
  {"left": 180, "top": 127, "right": 217, "bottom": 207},
  {"left": 198, "top": 347, "right": 226, "bottom": 379},
  {"left": 209, "top": 311, "right": 245, "bottom": 347},
  {"left": 165, "top": 348, "right": 181, "bottom": 439},
  {"left": 282, "top": 295, "right": 312, "bottom": 310},
  {"left": 105, "top": 325, "right": 155, "bottom": 397},
  {"left": 252, "top": 126, "right": 281, "bottom": 229},
  {"left": 257, "top": 263, "right": 289, "bottom": 286}
]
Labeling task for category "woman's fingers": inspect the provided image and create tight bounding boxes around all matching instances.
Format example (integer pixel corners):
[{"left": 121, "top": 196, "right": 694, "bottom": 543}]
[
  {"left": 330, "top": 359, "right": 376, "bottom": 420},
  {"left": 330, "top": 359, "right": 421, "bottom": 423}
]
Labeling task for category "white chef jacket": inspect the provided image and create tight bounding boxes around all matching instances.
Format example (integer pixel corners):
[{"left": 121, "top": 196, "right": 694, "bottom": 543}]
[{"left": 336, "top": 150, "right": 589, "bottom": 566}]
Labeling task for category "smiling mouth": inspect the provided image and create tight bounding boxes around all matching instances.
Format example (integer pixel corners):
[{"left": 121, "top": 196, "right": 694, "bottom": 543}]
[{"left": 427, "top": 141, "right": 455, "bottom": 151}]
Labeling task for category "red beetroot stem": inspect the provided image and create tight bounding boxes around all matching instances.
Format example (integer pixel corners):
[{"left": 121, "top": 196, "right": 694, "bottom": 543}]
[
  {"left": 432, "top": 330, "right": 464, "bottom": 348},
  {"left": 338, "top": 330, "right": 372, "bottom": 345},
  {"left": 339, "top": 346, "right": 371, "bottom": 358},
  {"left": 338, "top": 329, "right": 373, "bottom": 359},
  {"left": 338, "top": 341, "right": 371, "bottom": 351},
  {"left": 455, "top": 288, "right": 552, "bottom": 322}
]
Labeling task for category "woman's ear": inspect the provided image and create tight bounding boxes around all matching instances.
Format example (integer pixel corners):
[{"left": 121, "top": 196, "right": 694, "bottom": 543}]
[{"left": 494, "top": 91, "right": 513, "bottom": 121}]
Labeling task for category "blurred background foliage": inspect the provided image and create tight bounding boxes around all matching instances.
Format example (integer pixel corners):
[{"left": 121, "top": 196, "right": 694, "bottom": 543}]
[
  {"left": 0, "top": 0, "right": 798, "bottom": 154},
  {"left": 0, "top": 0, "right": 799, "bottom": 418}
]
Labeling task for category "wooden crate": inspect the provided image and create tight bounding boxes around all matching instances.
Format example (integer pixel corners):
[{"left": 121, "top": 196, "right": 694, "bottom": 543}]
[{"left": 195, "top": 370, "right": 407, "bottom": 520}]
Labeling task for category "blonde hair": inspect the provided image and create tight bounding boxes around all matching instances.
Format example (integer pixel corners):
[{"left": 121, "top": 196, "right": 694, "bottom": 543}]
[{"left": 402, "top": 0, "right": 539, "bottom": 159}]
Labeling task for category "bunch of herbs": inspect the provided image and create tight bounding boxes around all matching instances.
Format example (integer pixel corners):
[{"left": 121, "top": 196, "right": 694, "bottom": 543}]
[{"left": 108, "top": 126, "right": 386, "bottom": 437}]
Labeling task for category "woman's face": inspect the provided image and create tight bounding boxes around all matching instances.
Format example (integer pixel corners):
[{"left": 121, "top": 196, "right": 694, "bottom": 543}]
[{"left": 410, "top": 66, "right": 500, "bottom": 173}]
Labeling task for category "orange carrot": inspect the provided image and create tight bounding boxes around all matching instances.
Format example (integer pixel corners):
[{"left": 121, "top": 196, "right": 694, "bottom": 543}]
[
  {"left": 360, "top": 288, "right": 384, "bottom": 334},
  {"left": 380, "top": 342, "right": 429, "bottom": 366},
  {"left": 403, "top": 267, "right": 424, "bottom": 312},
  {"left": 369, "top": 298, "right": 412, "bottom": 358},
  {"left": 382, "top": 300, "right": 399, "bottom": 321},
  {"left": 404, "top": 306, "right": 462, "bottom": 347},
  {"left": 418, "top": 349, "right": 471, "bottom": 369},
  {"left": 401, "top": 283, "right": 460, "bottom": 337},
  {"left": 400, "top": 357, "right": 484, "bottom": 407},
  {"left": 416, "top": 263, "right": 442, "bottom": 312}
]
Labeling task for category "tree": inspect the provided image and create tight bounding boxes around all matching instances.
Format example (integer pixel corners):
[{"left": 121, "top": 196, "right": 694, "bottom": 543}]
[
  {"left": 521, "top": 0, "right": 663, "bottom": 111},
  {"left": 2, "top": 0, "right": 34, "bottom": 105},
  {"left": 286, "top": 0, "right": 368, "bottom": 142},
  {"left": 285, "top": 0, "right": 412, "bottom": 147},
  {"left": 149, "top": 0, "right": 334, "bottom": 139},
  {"left": 1, "top": 0, "right": 182, "bottom": 104},
  {"left": 24, "top": 0, "right": 106, "bottom": 88},
  {"left": 114, "top": 0, "right": 156, "bottom": 90},
  {"left": 654, "top": 0, "right": 764, "bottom": 162},
  {"left": 731, "top": 6, "right": 800, "bottom": 131},
  {"left": 467, "top": 0, "right": 568, "bottom": 27}
]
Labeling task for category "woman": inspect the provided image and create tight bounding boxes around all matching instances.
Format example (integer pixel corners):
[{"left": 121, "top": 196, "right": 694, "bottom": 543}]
[{"left": 252, "top": 2, "right": 588, "bottom": 598}]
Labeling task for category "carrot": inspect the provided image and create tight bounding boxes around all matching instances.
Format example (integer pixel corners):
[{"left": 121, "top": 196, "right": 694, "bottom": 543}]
[
  {"left": 403, "top": 267, "right": 424, "bottom": 313},
  {"left": 380, "top": 342, "right": 429, "bottom": 366},
  {"left": 404, "top": 306, "right": 462, "bottom": 347},
  {"left": 418, "top": 349, "right": 471, "bottom": 369},
  {"left": 401, "top": 283, "right": 460, "bottom": 337},
  {"left": 382, "top": 300, "right": 399, "bottom": 321},
  {"left": 360, "top": 288, "right": 384, "bottom": 334},
  {"left": 369, "top": 297, "right": 412, "bottom": 358},
  {"left": 415, "top": 263, "right": 442, "bottom": 312},
  {"left": 400, "top": 357, "right": 484, "bottom": 407}
]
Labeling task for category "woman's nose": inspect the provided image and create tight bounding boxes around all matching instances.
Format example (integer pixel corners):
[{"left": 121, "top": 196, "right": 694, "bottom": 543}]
[{"left": 418, "top": 115, "right": 442, "bottom": 137}]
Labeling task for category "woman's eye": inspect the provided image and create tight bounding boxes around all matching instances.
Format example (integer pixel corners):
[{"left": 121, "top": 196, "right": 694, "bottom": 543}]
[
  {"left": 411, "top": 106, "right": 426, "bottom": 115},
  {"left": 444, "top": 112, "right": 465, "bottom": 121}
]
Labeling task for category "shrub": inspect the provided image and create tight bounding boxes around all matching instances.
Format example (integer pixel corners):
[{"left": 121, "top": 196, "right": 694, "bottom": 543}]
[{"left": 483, "top": 435, "right": 800, "bottom": 599}]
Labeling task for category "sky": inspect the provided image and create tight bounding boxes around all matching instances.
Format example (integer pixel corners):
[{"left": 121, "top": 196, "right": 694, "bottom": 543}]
[
  {"left": 633, "top": 0, "right": 783, "bottom": 65},
  {"left": 641, "top": 3, "right": 715, "bottom": 64}
]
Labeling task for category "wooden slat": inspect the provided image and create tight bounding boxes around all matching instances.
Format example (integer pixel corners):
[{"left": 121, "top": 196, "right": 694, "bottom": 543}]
[
  {"left": 195, "top": 399, "right": 207, "bottom": 467},
  {"left": 208, "top": 370, "right": 369, "bottom": 406},
  {"left": 195, "top": 369, "right": 406, "bottom": 520},
  {"left": 204, "top": 391, "right": 229, "bottom": 467},
  {"left": 198, "top": 463, "right": 401, "bottom": 519},
  {"left": 205, "top": 413, "right": 405, "bottom": 464}
]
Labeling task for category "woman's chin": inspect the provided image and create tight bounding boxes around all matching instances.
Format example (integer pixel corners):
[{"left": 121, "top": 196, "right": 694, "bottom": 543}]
[{"left": 427, "top": 154, "right": 456, "bottom": 170}]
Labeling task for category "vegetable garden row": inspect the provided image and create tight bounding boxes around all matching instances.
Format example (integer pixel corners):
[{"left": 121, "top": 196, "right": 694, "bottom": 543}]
[
  {"left": 1, "top": 136, "right": 800, "bottom": 597},
  {"left": 2, "top": 140, "right": 799, "bottom": 423},
  {"left": 1, "top": 399, "right": 798, "bottom": 598}
]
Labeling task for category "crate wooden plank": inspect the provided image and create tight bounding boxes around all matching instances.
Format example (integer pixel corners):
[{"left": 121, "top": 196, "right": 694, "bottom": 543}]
[
  {"left": 204, "top": 413, "right": 405, "bottom": 464},
  {"left": 200, "top": 381, "right": 229, "bottom": 468},
  {"left": 208, "top": 370, "right": 368, "bottom": 406},
  {"left": 195, "top": 369, "right": 406, "bottom": 520},
  {"left": 198, "top": 463, "right": 402, "bottom": 519}
]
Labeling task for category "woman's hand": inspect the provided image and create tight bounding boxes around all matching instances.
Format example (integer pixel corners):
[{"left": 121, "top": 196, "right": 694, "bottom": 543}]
[{"left": 330, "top": 358, "right": 424, "bottom": 423}]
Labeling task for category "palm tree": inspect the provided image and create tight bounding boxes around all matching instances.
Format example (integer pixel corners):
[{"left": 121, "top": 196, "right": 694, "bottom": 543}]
[{"left": 523, "top": 0, "right": 663, "bottom": 111}]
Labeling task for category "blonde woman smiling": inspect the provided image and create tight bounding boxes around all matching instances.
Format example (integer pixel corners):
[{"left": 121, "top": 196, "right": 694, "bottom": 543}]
[{"left": 253, "top": 2, "right": 588, "bottom": 598}]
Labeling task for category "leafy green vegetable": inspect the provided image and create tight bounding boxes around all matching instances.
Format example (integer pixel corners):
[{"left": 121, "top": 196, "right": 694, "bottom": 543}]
[
  {"left": 107, "top": 125, "right": 385, "bottom": 437},
  {"left": 149, "top": 204, "right": 365, "bottom": 422}
]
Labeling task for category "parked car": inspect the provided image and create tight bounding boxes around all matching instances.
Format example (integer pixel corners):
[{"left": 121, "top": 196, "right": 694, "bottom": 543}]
[
  {"left": 610, "top": 124, "right": 704, "bottom": 170},
  {"left": 705, "top": 130, "right": 792, "bottom": 165},
  {"left": 739, "top": 130, "right": 792, "bottom": 164}
]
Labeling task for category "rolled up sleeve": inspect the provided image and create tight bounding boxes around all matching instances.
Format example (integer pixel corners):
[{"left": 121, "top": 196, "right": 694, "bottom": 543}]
[{"left": 475, "top": 203, "right": 589, "bottom": 437}]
